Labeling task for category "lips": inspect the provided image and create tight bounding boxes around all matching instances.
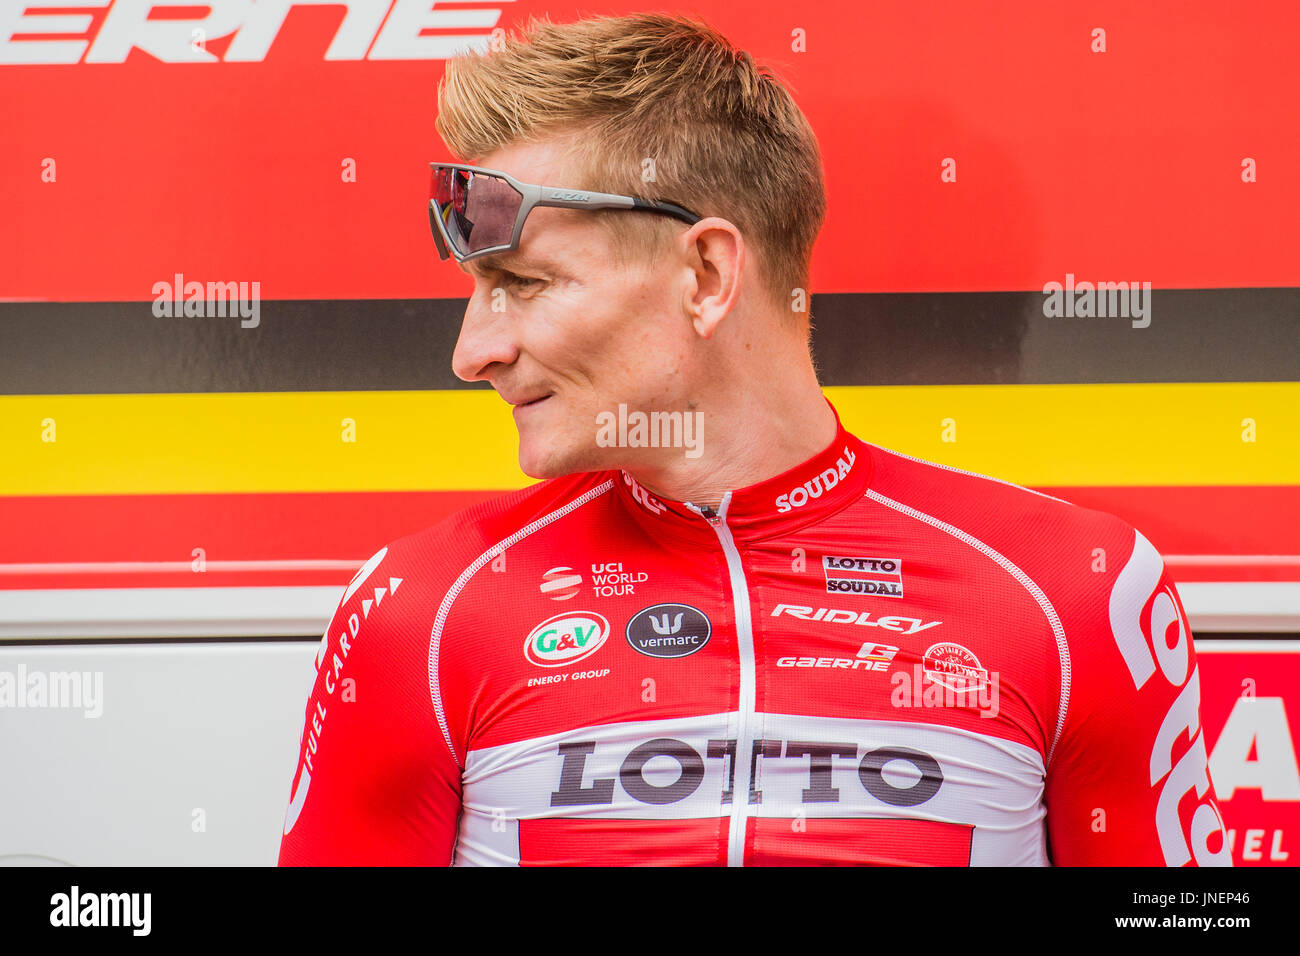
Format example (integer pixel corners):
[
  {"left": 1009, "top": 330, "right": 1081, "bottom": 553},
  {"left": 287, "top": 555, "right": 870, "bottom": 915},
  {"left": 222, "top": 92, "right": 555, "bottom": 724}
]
[{"left": 508, "top": 393, "right": 550, "bottom": 408}]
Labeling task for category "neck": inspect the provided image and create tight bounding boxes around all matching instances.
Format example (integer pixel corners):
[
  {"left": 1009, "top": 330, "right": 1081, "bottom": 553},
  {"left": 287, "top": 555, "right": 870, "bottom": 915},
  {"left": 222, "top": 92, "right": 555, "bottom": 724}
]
[{"left": 621, "top": 349, "right": 836, "bottom": 509}]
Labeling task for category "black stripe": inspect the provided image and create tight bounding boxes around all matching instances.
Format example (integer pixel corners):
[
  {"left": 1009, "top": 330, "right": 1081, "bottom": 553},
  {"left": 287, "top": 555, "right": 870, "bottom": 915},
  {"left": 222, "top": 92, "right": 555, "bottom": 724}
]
[
  {"left": 810, "top": 287, "right": 1300, "bottom": 386},
  {"left": 1, "top": 298, "right": 484, "bottom": 395},
  {"left": 3, "top": 288, "right": 1297, "bottom": 394}
]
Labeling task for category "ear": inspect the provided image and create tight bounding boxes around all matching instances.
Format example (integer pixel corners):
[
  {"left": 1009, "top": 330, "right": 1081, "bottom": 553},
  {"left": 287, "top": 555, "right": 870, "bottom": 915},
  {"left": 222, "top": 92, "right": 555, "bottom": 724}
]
[{"left": 679, "top": 218, "right": 744, "bottom": 339}]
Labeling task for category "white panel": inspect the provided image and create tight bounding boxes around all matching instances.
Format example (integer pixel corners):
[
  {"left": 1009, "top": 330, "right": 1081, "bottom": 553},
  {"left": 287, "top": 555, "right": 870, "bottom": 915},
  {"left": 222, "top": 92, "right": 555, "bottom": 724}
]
[
  {"left": 1178, "top": 583, "right": 1300, "bottom": 632},
  {"left": 459, "top": 711, "right": 1046, "bottom": 866},
  {"left": 0, "top": 587, "right": 343, "bottom": 639},
  {"left": 0, "top": 642, "right": 317, "bottom": 865}
]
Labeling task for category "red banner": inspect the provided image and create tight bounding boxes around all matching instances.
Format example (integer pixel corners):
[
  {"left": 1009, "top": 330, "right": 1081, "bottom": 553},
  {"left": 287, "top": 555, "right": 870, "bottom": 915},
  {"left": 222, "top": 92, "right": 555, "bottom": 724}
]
[
  {"left": 3, "top": 0, "right": 1299, "bottom": 299},
  {"left": 1200, "top": 643, "right": 1300, "bottom": 866}
]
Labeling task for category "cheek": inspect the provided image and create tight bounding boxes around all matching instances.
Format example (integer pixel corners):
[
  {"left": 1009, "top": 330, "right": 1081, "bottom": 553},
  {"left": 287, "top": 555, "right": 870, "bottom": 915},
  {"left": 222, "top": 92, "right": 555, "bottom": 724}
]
[{"left": 543, "top": 271, "right": 676, "bottom": 387}]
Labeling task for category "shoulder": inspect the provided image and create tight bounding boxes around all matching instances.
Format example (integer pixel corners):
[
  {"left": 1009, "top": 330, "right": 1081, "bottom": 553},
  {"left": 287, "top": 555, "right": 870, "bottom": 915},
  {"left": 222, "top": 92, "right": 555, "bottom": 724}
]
[
  {"left": 860, "top": 440, "right": 1141, "bottom": 593},
  {"left": 859, "top": 442, "right": 1179, "bottom": 771},
  {"left": 316, "top": 471, "right": 617, "bottom": 690},
  {"left": 379, "top": 470, "right": 615, "bottom": 578},
  {"left": 338, "top": 469, "right": 621, "bottom": 648}
]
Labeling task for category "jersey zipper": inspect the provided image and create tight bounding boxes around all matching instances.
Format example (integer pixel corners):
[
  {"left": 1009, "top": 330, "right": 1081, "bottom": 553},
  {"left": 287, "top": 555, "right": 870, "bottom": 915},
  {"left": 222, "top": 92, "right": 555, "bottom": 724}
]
[{"left": 690, "top": 496, "right": 756, "bottom": 867}]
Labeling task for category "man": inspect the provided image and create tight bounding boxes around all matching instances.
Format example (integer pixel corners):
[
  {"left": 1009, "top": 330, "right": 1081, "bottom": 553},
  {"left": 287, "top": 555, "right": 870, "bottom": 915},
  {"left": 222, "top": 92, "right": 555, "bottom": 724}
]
[{"left": 278, "top": 13, "right": 1227, "bottom": 866}]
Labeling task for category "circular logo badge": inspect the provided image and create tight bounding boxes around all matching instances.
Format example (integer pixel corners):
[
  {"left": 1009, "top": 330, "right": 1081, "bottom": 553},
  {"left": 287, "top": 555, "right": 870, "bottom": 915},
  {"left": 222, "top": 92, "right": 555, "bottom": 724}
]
[
  {"left": 922, "top": 642, "right": 989, "bottom": 691},
  {"left": 539, "top": 566, "right": 583, "bottom": 601},
  {"left": 626, "top": 603, "right": 712, "bottom": 659},
  {"left": 523, "top": 612, "right": 610, "bottom": 667}
]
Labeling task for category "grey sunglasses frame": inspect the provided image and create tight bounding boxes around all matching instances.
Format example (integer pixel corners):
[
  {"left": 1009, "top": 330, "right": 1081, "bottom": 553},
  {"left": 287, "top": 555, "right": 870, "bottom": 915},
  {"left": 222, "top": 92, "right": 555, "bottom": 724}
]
[{"left": 428, "top": 161, "right": 704, "bottom": 263}]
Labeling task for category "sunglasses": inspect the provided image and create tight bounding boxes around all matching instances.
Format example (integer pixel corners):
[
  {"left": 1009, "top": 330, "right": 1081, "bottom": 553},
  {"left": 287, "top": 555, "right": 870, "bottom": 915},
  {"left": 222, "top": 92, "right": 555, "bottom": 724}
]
[{"left": 428, "top": 162, "right": 704, "bottom": 263}]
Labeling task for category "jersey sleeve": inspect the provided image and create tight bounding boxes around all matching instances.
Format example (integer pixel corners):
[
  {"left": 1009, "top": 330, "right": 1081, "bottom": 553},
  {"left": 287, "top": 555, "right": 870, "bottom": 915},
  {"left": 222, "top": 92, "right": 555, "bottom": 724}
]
[
  {"left": 277, "top": 541, "right": 462, "bottom": 865},
  {"left": 1044, "top": 527, "right": 1231, "bottom": 866}
]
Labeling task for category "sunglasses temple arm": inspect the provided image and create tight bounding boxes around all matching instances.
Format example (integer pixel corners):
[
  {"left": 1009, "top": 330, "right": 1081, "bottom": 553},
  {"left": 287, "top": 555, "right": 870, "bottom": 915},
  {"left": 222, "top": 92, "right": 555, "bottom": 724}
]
[
  {"left": 535, "top": 192, "right": 702, "bottom": 226},
  {"left": 629, "top": 197, "right": 702, "bottom": 225}
]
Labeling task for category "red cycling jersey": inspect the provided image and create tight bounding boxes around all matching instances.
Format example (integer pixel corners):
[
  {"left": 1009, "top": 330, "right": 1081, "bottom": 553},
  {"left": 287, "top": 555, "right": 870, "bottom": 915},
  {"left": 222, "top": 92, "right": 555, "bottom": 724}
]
[{"left": 277, "top": 397, "right": 1229, "bottom": 866}]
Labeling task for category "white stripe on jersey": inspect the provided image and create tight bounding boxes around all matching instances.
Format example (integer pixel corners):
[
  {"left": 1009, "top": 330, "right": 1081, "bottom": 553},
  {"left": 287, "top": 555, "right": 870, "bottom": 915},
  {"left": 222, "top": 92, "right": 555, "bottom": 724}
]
[{"left": 455, "top": 711, "right": 1047, "bottom": 866}]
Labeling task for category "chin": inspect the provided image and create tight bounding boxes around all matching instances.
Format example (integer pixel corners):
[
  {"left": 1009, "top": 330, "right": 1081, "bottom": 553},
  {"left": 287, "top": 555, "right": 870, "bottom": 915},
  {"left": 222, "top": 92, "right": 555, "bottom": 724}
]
[
  {"left": 518, "top": 456, "right": 556, "bottom": 480},
  {"left": 517, "top": 439, "right": 570, "bottom": 480},
  {"left": 517, "top": 432, "right": 604, "bottom": 480}
]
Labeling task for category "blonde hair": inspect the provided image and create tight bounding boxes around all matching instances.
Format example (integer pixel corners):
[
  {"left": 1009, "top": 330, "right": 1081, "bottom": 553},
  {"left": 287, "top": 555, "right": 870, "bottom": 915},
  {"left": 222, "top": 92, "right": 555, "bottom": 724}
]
[{"left": 435, "top": 13, "right": 827, "bottom": 317}]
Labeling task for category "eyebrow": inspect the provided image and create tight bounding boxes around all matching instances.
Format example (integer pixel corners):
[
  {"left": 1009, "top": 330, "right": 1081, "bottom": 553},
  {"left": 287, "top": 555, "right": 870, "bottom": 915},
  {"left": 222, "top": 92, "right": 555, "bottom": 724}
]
[{"left": 458, "top": 252, "right": 549, "bottom": 275}]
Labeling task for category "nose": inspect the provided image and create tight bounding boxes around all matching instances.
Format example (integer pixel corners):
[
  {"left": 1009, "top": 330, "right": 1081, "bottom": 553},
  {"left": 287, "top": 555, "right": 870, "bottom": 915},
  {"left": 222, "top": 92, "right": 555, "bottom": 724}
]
[{"left": 450, "top": 279, "right": 520, "bottom": 383}]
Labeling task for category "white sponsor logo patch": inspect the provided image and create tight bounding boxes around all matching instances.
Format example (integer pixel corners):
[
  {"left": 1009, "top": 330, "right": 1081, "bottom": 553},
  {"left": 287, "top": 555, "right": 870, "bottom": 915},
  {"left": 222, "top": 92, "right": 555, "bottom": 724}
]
[
  {"left": 922, "top": 642, "right": 989, "bottom": 691},
  {"left": 822, "top": 554, "right": 904, "bottom": 598},
  {"left": 523, "top": 612, "right": 611, "bottom": 668}
]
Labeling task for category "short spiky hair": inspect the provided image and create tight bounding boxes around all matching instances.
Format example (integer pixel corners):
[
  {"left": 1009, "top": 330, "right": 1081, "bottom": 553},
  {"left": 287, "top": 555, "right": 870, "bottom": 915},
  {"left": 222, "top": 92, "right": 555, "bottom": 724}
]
[{"left": 434, "top": 12, "right": 827, "bottom": 317}]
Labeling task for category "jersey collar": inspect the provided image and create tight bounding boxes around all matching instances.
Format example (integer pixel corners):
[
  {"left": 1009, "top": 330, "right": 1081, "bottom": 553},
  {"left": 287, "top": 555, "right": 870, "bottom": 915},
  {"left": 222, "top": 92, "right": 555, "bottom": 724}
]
[{"left": 612, "top": 396, "right": 873, "bottom": 543}]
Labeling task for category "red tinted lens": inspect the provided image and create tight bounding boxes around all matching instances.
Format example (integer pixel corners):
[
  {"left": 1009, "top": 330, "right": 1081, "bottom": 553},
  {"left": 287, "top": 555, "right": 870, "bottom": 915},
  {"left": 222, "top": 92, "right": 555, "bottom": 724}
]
[{"left": 431, "top": 168, "right": 523, "bottom": 257}]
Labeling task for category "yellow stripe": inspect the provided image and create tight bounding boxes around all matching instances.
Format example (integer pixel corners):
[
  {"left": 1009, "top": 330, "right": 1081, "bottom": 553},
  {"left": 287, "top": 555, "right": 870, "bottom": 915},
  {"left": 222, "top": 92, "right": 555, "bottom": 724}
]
[
  {"left": 5, "top": 391, "right": 526, "bottom": 496},
  {"left": 826, "top": 382, "right": 1299, "bottom": 486},
  {"left": 2, "top": 383, "right": 1296, "bottom": 495}
]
